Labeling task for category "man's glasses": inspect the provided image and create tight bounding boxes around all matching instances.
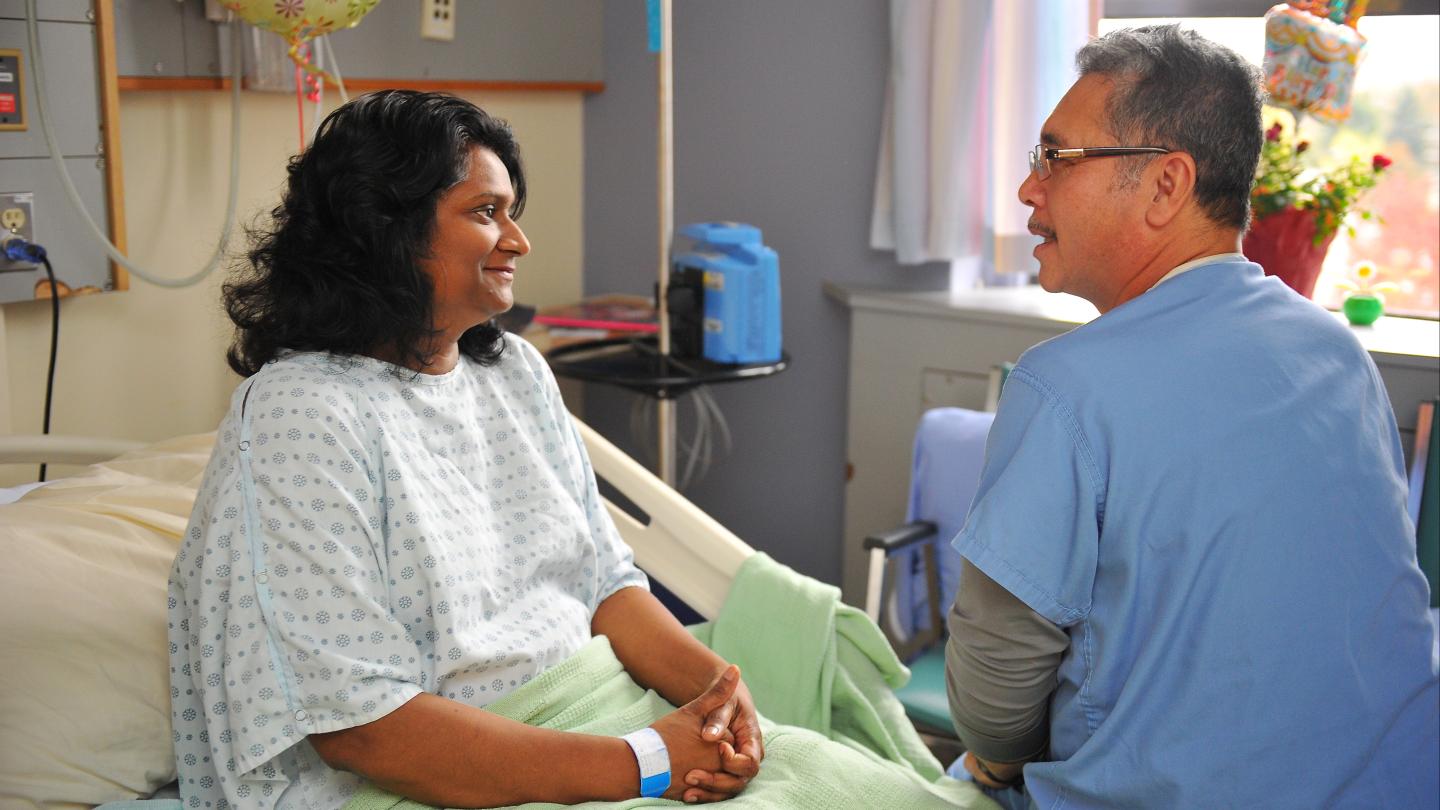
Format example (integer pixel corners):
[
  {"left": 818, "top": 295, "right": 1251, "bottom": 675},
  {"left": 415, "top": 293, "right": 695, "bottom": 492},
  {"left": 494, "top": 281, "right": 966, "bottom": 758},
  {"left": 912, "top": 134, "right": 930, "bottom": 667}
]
[{"left": 1029, "top": 144, "right": 1170, "bottom": 180}]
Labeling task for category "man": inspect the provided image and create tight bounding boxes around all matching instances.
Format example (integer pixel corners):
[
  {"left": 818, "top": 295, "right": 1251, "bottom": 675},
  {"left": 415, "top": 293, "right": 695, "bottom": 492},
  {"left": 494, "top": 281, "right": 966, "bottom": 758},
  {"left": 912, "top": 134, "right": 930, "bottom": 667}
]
[{"left": 943, "top": 25, "right": 1439, "bottom": 809}]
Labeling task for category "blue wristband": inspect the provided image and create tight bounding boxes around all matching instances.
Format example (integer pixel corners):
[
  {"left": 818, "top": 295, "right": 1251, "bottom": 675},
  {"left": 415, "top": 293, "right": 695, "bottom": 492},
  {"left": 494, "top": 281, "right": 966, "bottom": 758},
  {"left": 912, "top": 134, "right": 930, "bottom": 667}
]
[{"left": 621, "top": 727, "right": 671, "bottom": 799}]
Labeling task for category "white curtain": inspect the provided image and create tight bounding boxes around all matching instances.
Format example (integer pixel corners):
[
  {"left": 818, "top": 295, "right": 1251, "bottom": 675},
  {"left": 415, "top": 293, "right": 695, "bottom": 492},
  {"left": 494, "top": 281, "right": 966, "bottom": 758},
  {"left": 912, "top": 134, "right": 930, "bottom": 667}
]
[{"left": 870, "top": 0, "right": 1097, "bottom": 288}]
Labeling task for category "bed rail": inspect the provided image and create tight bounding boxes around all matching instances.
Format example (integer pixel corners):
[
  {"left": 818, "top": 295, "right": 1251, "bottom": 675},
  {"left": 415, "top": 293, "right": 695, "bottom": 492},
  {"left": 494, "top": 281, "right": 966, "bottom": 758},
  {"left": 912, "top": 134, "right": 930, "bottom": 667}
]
[
  {"left": 572, "top": 416, "right": 753, "bottom": 620},
  {"left": 0, "top": 434, "right": 146, "bottom": 465}
]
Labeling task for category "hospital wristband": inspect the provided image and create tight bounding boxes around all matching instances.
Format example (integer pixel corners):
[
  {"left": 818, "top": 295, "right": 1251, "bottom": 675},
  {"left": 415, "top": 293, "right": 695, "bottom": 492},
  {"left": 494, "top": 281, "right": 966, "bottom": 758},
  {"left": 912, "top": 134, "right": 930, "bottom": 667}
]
[{"left": 621, "top": 727, "right": 671, "bottom": 799}]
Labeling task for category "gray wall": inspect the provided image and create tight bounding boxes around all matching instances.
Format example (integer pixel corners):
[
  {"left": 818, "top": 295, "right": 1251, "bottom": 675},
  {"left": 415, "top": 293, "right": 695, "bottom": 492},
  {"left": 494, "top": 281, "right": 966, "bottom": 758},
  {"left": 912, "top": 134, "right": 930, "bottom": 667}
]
[
  {"left": 583, "top": 0, "right": 948, "bottom": 586},
  {"left": 110, "top": 0, "right": 602, "bottom": 82}
]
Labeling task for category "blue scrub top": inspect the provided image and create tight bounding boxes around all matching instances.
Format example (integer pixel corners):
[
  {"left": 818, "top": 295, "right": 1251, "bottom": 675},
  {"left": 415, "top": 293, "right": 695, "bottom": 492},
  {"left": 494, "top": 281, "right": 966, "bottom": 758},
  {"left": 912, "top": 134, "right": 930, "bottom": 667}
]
[{"left": 955, "top": 260, "right": 1439, "bottom": 809}]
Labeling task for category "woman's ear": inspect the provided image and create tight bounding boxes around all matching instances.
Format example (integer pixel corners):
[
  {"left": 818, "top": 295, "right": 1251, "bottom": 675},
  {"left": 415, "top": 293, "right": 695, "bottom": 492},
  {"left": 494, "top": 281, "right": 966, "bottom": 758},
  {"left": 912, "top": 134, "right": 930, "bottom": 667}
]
[{"left": 1144, "top": 151, "right": 1197, "bottom": 229}]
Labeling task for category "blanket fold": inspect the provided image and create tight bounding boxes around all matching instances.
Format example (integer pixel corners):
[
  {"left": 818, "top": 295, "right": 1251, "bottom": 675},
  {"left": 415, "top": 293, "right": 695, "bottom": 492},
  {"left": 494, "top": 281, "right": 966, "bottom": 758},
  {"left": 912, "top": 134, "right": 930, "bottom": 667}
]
[{"left": 343, "top": 553, "right": 994, "bottom": 809}]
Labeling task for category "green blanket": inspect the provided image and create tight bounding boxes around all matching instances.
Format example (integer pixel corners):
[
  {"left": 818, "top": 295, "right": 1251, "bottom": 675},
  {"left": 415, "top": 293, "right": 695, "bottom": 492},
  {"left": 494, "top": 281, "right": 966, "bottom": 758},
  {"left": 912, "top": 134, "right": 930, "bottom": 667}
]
[{"left": 342, "top": 553, "right": 996, "bottom": 809}]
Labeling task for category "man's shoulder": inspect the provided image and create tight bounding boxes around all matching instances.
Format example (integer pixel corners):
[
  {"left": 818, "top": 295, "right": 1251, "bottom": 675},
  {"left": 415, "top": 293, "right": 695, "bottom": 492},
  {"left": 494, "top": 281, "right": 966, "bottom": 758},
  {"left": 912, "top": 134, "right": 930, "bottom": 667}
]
[
  {"left": 1010, "top": 324, "right": 1106, "bottom": 393},
  {"left": 1027, "top": 262, "right": 1361, "bottom": 370}
]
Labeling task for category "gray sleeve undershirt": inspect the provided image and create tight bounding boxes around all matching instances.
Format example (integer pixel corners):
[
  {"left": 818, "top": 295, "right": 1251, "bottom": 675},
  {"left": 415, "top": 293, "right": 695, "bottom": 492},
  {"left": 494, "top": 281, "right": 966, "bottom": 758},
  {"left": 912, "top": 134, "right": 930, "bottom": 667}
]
[{"left": 945, "top": 560, "right": 1070, "bottom": 764}]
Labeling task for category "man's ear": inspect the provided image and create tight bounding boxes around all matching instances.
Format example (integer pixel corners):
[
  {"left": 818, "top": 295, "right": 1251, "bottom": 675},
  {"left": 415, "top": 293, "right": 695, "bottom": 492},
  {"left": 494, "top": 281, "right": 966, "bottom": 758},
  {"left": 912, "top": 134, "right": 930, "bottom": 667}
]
[{"left": 1143, "top": 151, "right": 1197, "bottom": 229}]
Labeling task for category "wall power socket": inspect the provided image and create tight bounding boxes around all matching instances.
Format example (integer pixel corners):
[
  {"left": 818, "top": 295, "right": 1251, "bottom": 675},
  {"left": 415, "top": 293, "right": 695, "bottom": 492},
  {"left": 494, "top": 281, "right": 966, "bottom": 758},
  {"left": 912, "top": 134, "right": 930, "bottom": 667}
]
[
  {"left": 421, "top": 0, "right": 456, "bottom": 42},
  {"left": 0, "top": 192, "right": 36, "bottom": 272}
]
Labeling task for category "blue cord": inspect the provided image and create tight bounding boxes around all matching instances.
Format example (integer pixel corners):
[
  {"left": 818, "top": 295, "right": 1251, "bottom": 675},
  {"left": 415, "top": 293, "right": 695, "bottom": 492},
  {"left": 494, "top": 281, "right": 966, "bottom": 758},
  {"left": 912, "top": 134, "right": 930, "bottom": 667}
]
[{"left": 5, "top": 235, "right": 59, "bottom": 482}]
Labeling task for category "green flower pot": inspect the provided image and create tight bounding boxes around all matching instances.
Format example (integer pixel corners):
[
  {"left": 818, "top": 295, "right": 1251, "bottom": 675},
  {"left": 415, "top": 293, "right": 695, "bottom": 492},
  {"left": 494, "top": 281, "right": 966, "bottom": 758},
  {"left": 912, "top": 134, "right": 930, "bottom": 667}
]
[{"left": 1343, "top": 294, "right": 1384, "bottom": 326}]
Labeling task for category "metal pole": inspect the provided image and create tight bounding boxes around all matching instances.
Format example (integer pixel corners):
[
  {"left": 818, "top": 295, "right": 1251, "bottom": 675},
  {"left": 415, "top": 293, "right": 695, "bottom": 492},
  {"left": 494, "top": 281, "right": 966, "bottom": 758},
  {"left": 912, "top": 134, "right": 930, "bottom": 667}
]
[{"left": 655, "top": 0, "right": 677, "bottom": 487}]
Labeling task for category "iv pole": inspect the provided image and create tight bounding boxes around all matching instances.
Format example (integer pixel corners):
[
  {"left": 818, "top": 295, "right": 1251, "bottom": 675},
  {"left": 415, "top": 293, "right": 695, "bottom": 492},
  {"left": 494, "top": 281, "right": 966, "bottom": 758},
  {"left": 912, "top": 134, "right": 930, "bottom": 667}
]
[{"left": 655, "top": 0, "right": 677, "bottom": 487}]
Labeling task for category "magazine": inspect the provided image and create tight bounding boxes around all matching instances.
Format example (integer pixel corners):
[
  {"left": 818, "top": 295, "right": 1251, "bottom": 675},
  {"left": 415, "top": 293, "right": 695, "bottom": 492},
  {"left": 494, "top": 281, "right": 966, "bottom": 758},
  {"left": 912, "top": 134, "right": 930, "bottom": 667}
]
[{"left": 534, "top": 294, "right": 658, "bottom": 334}]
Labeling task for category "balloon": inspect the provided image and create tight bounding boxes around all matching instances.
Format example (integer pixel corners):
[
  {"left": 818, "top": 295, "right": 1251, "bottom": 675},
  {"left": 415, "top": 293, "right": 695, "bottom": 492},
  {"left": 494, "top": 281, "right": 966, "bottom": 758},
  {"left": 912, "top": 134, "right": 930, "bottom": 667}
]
[
  {"left": 221, "top": 0, "right": 380, "bottom": 44},
  {"left": 1262, "top": 2, "right": 1366, "bottom": 122},
  {"left": 221, "top": 0, "right": 380, "bottom": 81}
]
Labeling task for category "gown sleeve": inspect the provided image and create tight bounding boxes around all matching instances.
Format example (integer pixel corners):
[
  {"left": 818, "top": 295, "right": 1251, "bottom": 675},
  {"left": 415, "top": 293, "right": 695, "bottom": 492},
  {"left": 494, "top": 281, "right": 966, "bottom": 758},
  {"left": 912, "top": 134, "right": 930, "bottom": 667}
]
[{"left": 170, "top": 372, "right": 426, "bottom": 783}]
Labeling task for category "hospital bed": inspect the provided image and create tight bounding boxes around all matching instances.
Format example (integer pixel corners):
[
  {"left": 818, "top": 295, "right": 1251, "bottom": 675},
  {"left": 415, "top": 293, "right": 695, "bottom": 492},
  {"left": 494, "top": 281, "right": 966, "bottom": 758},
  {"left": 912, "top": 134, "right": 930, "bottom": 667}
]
[
  {"left": 0, "top": 420, "right": 756, "bottom": 809},
  {"left": 13, "top": 413, "right": 1430, "bottom": 809}
]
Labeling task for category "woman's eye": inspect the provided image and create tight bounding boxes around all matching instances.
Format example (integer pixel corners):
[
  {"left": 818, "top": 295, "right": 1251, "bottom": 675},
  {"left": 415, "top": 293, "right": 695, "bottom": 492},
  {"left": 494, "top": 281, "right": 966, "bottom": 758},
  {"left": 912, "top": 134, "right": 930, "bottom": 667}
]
[{"left": 473, "top": 206, "right": 497, "bottom": 218}]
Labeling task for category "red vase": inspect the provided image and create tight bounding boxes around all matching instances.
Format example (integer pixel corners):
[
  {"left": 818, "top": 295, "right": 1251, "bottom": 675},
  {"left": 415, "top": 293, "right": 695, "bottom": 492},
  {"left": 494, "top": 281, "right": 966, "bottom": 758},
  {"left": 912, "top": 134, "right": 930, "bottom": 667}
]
[{"left": 1242, "top": 208, "right": 1336, "bottom": 299}]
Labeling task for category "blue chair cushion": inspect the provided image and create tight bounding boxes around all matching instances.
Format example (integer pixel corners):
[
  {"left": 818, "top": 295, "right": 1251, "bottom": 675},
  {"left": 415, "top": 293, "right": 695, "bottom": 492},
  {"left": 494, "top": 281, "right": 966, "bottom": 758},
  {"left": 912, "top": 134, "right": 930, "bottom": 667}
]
[
  {"left": 894, "top": 646, "right": 954, "bottom": 734},
  {"left": 893, "top": 408, "right": 995, "bottom": 638}
]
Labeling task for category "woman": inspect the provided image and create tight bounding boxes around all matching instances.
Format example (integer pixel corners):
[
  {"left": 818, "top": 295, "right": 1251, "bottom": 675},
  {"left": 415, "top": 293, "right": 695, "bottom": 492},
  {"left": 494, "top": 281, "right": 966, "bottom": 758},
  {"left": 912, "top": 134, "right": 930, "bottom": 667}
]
[{"left": 168, "top": 90, "right": 762, "bottom": 810}]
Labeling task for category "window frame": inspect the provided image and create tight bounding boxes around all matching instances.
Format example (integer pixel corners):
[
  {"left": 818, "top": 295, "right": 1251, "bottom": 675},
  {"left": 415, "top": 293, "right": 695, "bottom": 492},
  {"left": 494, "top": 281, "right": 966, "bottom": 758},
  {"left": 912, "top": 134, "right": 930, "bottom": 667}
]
[{"left": 1104, "top": 0, "right": 1437, "bottom": 18}]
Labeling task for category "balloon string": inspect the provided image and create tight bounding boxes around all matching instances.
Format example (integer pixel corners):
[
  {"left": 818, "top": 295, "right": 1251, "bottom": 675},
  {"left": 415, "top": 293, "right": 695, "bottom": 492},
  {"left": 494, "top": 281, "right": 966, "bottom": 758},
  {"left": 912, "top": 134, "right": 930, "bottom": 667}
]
[
  {"left": 287, "top": 41, "right": 337, "bottom": 84},
  {"left": 294, "top": 53, "right": 305, "bottom": 150}
]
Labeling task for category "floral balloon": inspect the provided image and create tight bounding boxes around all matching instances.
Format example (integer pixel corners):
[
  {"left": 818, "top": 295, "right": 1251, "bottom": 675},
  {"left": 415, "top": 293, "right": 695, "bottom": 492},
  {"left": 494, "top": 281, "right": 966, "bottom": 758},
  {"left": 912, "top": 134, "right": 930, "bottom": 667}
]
[{"left": 221, "top": 0, "right": 380, "bottom": 75}]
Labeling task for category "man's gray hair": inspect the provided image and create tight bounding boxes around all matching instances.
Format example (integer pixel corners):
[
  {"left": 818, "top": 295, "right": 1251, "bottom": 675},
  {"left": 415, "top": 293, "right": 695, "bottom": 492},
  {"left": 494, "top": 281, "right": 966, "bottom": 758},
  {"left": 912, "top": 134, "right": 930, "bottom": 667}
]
[{"left": 1077, "top": 24, "right": 1264, "bottom": 230}]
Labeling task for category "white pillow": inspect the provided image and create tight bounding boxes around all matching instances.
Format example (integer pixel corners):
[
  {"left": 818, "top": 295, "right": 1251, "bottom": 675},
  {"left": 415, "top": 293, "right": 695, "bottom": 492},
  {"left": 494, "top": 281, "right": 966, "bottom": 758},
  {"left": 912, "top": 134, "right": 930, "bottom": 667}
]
[{"left": 0, "top": 434, "right": 214, "bottom": 810}]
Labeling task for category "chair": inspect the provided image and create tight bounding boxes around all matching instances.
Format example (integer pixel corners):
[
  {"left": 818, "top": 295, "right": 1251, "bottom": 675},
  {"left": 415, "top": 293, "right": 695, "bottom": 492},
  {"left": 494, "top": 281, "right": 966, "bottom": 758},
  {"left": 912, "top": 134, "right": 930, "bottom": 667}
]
[{"left": 861, "top": 364, "right": 1011, "bottom": 751}]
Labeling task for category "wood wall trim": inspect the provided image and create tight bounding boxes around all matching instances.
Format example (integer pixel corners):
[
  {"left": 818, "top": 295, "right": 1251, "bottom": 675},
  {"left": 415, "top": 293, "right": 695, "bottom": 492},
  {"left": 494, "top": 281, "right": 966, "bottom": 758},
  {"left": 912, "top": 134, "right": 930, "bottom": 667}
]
[
  {"left": 118, "top": 77, "right": 603, "bottom": 94},
  {"left": 334, "top": 78, "right": 604, "bottom": 93},
  {"left": 117, "top": 76, "right": 232, "bottom": 92},
  {"left": 94, "top": 0, "right": 128, "bottom": 291}
]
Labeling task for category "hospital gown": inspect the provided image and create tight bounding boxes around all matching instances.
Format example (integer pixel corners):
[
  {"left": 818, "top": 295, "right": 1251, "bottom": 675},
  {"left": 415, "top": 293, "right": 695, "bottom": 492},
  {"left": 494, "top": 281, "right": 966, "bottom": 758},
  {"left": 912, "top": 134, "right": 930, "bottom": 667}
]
[{"left": 167, "top": 335, "right": 648, "bottom": 810}]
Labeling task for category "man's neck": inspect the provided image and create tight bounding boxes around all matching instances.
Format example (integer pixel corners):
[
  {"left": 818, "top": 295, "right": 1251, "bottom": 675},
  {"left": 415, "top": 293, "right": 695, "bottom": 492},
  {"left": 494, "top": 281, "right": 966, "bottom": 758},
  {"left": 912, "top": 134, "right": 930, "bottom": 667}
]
[
  {"left": 1101, "top": 231, "right": 1243, "bottom": 313},
  {"left": 1152, "top": 251, "right": 1246, "bottom": 288}
]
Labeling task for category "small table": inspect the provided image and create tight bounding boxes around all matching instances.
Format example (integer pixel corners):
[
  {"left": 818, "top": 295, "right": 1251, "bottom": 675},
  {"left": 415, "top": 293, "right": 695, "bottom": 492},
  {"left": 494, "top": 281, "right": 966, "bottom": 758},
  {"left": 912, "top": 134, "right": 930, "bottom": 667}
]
[{"left": 546, "top": 335, "right": 789, "bottom": 400}]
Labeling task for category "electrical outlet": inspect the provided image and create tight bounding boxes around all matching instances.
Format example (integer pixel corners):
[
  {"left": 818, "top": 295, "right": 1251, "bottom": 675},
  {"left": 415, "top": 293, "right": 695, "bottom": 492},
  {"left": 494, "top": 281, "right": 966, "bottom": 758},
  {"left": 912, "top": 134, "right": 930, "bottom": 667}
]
[
  {"left": 204, "top": 0, "right": 231, "bottom": 23},
  {"left": 421, "top": 0, "right": 456, "bottom": 42},
  {"left": 0, "top": 191, "right": 36, "bottom": 273}
]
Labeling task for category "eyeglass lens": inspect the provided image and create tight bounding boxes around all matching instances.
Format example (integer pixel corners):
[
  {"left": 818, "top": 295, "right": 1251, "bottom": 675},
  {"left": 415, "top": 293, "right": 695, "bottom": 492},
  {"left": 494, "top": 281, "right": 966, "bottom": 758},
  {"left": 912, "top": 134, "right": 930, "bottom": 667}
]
[{"left": 1030, "top": 146, "right": 1049, "bottom": 180}]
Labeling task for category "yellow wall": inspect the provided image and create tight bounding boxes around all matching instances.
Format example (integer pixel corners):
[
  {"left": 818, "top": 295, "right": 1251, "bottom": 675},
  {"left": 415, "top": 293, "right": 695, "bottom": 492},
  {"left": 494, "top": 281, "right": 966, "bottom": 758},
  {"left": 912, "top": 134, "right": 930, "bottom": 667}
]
[{"left": 0, "top": 89, "right": 585, "bottom": 485}]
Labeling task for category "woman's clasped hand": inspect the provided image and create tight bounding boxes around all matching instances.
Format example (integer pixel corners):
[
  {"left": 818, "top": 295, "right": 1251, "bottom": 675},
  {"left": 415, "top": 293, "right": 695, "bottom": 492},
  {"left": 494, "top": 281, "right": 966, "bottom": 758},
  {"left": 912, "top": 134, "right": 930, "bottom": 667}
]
[{"left": 652, "top": 665, "right": 765, "bottom": 803}]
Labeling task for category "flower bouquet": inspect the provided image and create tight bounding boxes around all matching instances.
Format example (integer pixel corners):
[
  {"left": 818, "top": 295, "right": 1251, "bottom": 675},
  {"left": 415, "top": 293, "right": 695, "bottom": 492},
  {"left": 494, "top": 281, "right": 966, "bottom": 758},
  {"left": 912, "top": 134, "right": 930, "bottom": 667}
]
[{"left": 1244, "top": 120, "right": 1391, "bottom": 298}]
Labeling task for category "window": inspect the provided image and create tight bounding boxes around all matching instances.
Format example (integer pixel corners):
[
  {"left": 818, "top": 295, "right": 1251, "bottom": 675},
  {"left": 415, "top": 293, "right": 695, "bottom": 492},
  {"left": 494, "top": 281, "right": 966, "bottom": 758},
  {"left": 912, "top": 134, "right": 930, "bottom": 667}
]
[{"left": 1100, "top": 14, "right": 1440, "bottom": 319}]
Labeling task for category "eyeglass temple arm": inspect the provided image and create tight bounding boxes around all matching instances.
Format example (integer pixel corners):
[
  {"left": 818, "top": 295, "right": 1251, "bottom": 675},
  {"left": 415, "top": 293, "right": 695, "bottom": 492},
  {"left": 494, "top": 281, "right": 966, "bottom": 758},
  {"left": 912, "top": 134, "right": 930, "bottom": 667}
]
[{"left": 1051, "top": 146, "right": 1169, "bottom": 158}]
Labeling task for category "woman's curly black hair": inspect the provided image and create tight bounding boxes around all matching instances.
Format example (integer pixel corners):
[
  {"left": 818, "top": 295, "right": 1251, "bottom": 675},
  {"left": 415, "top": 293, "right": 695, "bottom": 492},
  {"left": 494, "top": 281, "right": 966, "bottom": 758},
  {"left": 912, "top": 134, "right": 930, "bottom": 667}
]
[{"left": 224, "top": 90, "right": 527, "bottom": 377}]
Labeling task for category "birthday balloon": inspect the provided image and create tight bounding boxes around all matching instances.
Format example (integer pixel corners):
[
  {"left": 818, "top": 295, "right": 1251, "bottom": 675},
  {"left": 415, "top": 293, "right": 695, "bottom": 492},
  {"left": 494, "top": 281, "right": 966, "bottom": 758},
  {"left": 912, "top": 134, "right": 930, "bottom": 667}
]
[
  {"left": 1263, "top": 3, "right": 1366, "bottom": 122},
  {"left": 221, "top": 0, "right": 380, "bottom": 48}
]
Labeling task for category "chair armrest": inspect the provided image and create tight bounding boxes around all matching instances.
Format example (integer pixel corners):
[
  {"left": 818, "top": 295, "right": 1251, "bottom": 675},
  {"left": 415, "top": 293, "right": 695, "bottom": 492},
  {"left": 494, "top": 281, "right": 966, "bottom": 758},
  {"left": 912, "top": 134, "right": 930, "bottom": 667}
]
[
  {"left": 863, "top": 520, "right": 938, "bottom": 623},
  {"left": 863, "top": 521, "right": 938, "bottom": 552}
]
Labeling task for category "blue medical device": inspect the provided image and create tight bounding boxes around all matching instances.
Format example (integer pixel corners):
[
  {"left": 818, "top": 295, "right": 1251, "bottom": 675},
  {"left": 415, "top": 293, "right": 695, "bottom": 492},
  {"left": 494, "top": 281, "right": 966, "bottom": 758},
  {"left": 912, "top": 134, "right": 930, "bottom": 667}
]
[{"left": 671, "top": 222, "right": 782, "bottom": 364}]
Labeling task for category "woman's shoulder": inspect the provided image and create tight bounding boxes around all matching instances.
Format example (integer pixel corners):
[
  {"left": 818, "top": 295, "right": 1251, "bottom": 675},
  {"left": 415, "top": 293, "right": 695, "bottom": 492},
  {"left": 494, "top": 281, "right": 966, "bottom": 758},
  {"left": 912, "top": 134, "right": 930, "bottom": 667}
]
[
  {"left": 500, "top": 331, "right": 547, "bottom": 367},
  {"left": 465, "top": 332, "right": 552, "bottom": 384},
  {"left": 232, "top": 352, "right": 380, "bottom": 420},
  {"left": 452, "top": 333, "right": 562, "bottom": 409}
]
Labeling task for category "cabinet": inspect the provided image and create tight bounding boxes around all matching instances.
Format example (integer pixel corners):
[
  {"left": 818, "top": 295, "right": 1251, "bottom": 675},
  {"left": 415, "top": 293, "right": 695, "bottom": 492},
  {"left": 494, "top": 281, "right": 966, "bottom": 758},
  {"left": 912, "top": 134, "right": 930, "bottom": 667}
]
[{"left": 830, "top": 281, "right": 1440, "bottom": 606}]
